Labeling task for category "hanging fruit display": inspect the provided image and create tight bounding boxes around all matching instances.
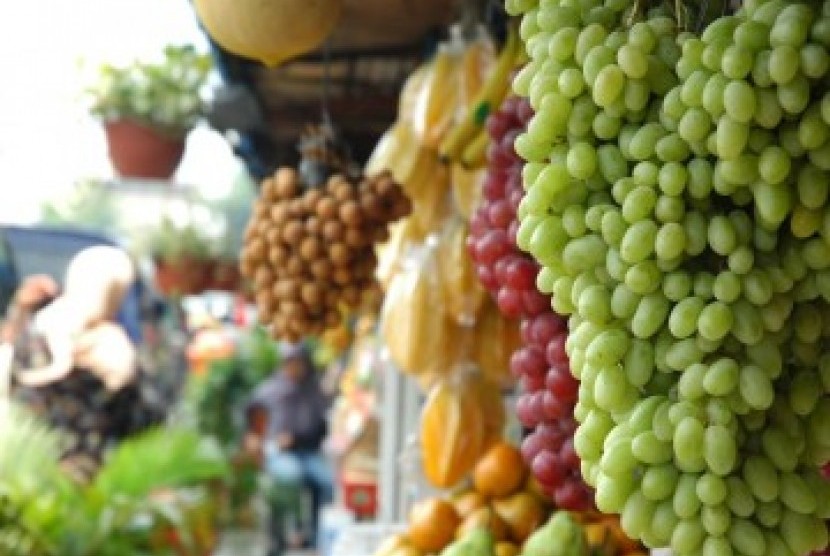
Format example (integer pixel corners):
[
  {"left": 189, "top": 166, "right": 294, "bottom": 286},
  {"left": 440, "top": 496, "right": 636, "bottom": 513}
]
[
  {"left": 507, "top": 0, "right": 830, "bottom": 555},
  {"left": 192, "top": 0, "right": 343, "bottom": 67},
  {"left": 240, "top": 165, "right": 410, "bottom": 341}
]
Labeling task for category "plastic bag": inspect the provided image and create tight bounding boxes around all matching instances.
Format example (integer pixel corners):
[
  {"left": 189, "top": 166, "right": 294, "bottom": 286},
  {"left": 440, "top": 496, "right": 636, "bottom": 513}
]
[
  {"left": 435, "top": 213, "right": 485, "bottom": 325},
  {"left": 380, "top": 243, "right": 450, "bottom": 380},
  {"left": 451, "top": 163, "right": 485, "bottom": 221},
  {"left": 411, "top": 39, "right": 463, "bottom": 150},
  {"left": 419, "top": 364, "right": 505, "bottom": 489},
  {"left": 473, "top": 299, "right": 522, "bottom": 387}
]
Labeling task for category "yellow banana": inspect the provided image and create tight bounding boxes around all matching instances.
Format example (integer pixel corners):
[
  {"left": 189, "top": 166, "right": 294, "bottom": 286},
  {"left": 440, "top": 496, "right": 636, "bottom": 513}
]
[
  {"left": 461, "top": 129, "right": 489, "bottom": 169},
  {"left": 439, "top": 24, "right": 521, "bottom": 162}
]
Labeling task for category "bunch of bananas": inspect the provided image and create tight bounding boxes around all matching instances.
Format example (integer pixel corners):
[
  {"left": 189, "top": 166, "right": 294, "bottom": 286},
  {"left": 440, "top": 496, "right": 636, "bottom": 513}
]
[{"left": 438, "top": 24, "right": 525, "bottom": 169}]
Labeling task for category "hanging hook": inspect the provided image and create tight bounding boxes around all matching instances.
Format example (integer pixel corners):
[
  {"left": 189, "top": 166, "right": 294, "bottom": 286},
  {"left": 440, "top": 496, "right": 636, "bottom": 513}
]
[{"left": 321, "top": 39, "right": 333, "bottom": 130}]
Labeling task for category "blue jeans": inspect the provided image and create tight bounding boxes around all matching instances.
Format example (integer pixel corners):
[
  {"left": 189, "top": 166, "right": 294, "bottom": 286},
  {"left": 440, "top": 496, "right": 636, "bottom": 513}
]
[{"left": 265, "top": 447, "right": 334, "bottom": 548}]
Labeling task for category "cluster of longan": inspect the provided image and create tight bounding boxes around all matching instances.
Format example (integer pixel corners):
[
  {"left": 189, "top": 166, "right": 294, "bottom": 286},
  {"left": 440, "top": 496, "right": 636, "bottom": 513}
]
[{"left": 241, "top": 167, "right": 411, "bottom": 341}]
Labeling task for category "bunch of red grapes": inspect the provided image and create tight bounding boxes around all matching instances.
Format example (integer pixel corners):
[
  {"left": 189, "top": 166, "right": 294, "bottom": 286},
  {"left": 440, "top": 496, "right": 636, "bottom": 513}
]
[{"left": 467, "top": 96, "right": 594, "bottom": 511}]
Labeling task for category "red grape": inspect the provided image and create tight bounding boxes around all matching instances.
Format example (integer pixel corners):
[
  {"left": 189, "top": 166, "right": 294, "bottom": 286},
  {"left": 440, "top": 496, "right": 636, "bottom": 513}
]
[
  {"left": 532, "top": 450, "right": 565, "bottom": 487},
  {"left": 468, "top": 96, "right": 594, "bottom": 512},
  {"left": 505, "top": 258, "right": 538, "bottom": 290},
  {"left": 522, "top": 374, "right": 546, "bottom": 392},
  {"left": 476, "top": 229, "right": 511, "bottom": 265},
  {"left": 531, "top": 313, "right": 566, "bottom": 343},
  {"left": 497, "top": 287, "right": 525, "bottom": 318}
]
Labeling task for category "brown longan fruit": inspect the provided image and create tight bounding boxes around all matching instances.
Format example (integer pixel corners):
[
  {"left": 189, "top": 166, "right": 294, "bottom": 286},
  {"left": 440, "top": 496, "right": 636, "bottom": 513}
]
[
  {"left": 316, "top": 196, "right": 338, "bottom": 219},
  {"left": 373, "top": 226, "right": 390, "bottom": 243},
  {"left": 289, "top": 199, "right": 307, "bottom": 217},
  {"left": 393, "top": 196, "right": 412, "bottom": 219},
  {"left": 285, "top": 257, "right": 305, "bottom": 277},
  {"left": 324, "top": 290, "right": 340, "bottom": 307},
  {"left": 268, "top": 245, "right": 288, "bottom": 266},
  {"left": 266, "top": 227, "right": 283, "bottom": 245},
  {"left": 239, "top": 258, "right": 254, "bottom": 277},
  {"left": 270, "top": 203, "right": 290, "bottom": 223},
  {"left": 333, "top": 267, "right": 351, "bottom": 286},
  {"left": 372, "top": 175, "right": 395, "bottom": 195},
  {"left": 344, "top": 227, "right": 366, "bottom": 248},
  {"left": 299, "top": 236, "right": 324, "bottom": 261},
  {"left": 329, "top": 243, "right": 350, "bottom": 266},
  {"left": 339, "top": 201, "right": 362, "bottom": 226},
  {"left": 324, "top": 310, "right": 341, "bottom": 328},
  {"left": 303, "top": 188, "right": 324, "bottom": 211},
  {"left": 310, "top": 259, "right": 333, "bottom": 280},
  {"left": 275, "top": 167, "right": 299, "bottom": 199},
  {"left": 261, "top": 177, "right": 278, "bottom": 200},
  {"left": 359, "top": 192, "right": 382, "bottom": 219},
  {"left": 334, "top": 182, "right": 355, "bottom": 203},
  {"left": 323, "top": 220, "right": 344, "bottom": 241},
  {"left": 342, "top": 286, "right": 360, "bottom": 306},
  {"left": 282, "top": 221, "right": 305, "bottom": 244},
  {"left": 253, "top": 265, "right": 274, "bottom": 286},
  {"left": 246, "top": 238, "right": 267, "bottom": 261},
  {"left": 305, "top": 217, "right": 322, "bottom": 236},
  {"left": 301, "top": 283, "right": 324, "bottom": 308},
  {"left": 273, "top": 279, "right": 299, "bottom": 300},
  {"left": 280, "top": 300, "right": 304, "bottom": 317}
]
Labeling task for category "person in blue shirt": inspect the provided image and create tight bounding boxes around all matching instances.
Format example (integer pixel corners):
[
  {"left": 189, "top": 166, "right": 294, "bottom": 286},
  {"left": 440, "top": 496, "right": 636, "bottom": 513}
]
[{"left": 247, "top": 342, "right": 334, "bottom": 550}]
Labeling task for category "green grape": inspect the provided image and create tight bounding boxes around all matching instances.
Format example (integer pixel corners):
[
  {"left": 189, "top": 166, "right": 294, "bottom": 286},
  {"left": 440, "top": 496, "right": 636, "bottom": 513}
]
[
  {"left": 730, "top": 518, "right": 767, "bottom": 556},
  {"left": 704, "top": 358, "right": 740, "bottom": 397},
  {"left": 716, "top": 116, "right": 750, "bottom": 159},
  {"left": 705, "top": 424, "right": 738, "bottom": 475},
  {"left": 702, "top": 73, "right": 729, "bottom": 118},
  {"left": 674, "top": 472, "right": 702, "bottom": 519},
  {"left": 674, "top": 416, "right": 706, "bottom": 472},
  {"left": 698, "top": 301, "right": 734, "bottom": 341},
  {"left": 576, "top": 23, "right": 609, "bottom": 64},
  {"left": 743, "top": 455, "right": 780, "bottom": 502},
  {"left": 778, "top": 74, "right": 811, "bottom": 115},
  {"left": 800, "top": 42, "right": 830, "bottom": 78},
  {"left": 620, "top": 220, "right": 658, "bottom": 263},
  {"left": 736, "top": 19, "right": 770, "bottom": 51},
  {"left": 549, "top": 27, "right": 580, "bottom": 61},
  {"left": 769, "top": 44, "right": 800, "bottom": 84},
  {"left": 697, "top": 473, "right": 728, "bottom": 506},
  {"left": 681, "top": 70, "right": 710, "bottom": 107},
  {"left": 722, "top": 45, "right": 755, "bottom": 79},
  {"left": 617, "top": 43, "right": 649, "bottom": 79},
  {"left": 567, "top": 141, "right": 598, "bottom": 179},
  {"left": 724, "top": 79, "right": 757, "bottom": 123},
  {"left": 622, "top": 186, "right": 657, "bottom": 223}
]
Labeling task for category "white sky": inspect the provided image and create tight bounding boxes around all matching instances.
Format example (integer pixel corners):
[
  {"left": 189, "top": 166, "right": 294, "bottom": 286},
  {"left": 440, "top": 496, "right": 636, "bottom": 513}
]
[{"left": 0, "top": 0, "right": 244, "bottom": 224}]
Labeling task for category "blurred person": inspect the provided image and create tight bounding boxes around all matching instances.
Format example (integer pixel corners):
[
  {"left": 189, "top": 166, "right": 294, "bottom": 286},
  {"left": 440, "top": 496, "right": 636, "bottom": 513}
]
[
  {"left": 246, "top": 341, "right": 333, "bottom": 550},
  {"left": 1, "top": 246, "right": 163, "bottom": 481}
]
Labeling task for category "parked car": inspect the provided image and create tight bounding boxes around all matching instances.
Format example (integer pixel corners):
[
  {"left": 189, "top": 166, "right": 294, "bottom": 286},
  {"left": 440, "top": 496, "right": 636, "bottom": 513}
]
[{"left": 0, "top": 224, "right": 189, "bottom": 416}]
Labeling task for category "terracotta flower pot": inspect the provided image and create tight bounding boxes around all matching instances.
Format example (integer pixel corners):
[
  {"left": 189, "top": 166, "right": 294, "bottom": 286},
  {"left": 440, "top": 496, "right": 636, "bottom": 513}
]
[
  {"left": 154, "top": 257, "right": 211, "bottom": 296},
  {"left": 210, "top": 260, "right": 242, "bottom": 291},
  {"left": 105, "top": 119, "right": 187, "bottom": 180}
]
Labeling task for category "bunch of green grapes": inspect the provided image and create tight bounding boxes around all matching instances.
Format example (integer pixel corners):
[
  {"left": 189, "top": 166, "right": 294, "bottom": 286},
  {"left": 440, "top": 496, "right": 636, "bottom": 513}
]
[{"left": 506, "top": 0, "right": 830, "bottom": 555}]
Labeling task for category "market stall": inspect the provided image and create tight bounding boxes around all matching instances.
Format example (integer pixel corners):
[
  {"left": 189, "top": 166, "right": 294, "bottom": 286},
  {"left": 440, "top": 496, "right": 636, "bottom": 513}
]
[{"left": 5, "top": 1, "right": 830, "bottom": 556}]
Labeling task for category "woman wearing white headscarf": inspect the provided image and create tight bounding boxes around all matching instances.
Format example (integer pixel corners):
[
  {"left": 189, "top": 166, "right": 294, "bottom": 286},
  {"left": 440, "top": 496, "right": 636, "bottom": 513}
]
[{"left": 3, "top": 246, "right": 162, "bottom": 480}]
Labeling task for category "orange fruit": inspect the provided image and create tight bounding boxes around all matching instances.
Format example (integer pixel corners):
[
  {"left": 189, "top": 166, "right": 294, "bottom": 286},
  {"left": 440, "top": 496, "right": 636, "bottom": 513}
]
[
  {"left": 452, "top": 490, "right": 488, "bottom": 518},
  {"left": 407, "top": 498, "right": 460, "bottom": 553},
  {"left": 455, "top": 507, "right": 510, "bottom": 542},
  {"left": 473, "top": 442, "right": 527, "bottom": 498},
  {"left": 495, "top": 542, "right": 520, "bottom": 556},
  {"left": 491, "top": 492, "right": 547, "bottom": 544}
]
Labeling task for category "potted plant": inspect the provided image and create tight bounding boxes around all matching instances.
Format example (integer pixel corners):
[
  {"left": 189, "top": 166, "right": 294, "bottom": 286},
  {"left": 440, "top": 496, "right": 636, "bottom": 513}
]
[
  {"left": 87, "top": 44, "right": 212, "bottom": 180},
  {"left": 150, "top": 218, "right": 216, "bottom": 296}
]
